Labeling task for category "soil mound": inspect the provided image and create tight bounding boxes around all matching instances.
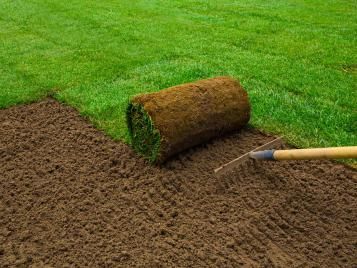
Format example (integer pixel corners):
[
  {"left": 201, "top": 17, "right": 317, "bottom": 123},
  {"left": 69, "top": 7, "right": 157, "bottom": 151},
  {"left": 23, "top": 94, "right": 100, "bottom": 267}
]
[{"left": 0, "top": 99, "right": 356, "bottom": 267}]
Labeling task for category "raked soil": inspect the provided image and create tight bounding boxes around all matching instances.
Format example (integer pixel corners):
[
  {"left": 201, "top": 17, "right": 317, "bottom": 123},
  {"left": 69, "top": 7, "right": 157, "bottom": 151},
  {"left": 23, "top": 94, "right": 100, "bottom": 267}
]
[{"left": 0, "top": 99, "right": 356, "bottom": 267}]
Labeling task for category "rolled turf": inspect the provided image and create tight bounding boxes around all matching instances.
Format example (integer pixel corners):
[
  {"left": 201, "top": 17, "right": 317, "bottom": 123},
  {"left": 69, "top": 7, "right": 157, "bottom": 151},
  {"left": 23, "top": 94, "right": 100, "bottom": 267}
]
[{"left": 127, "top": 76, "right": 250, "bottom": 164}]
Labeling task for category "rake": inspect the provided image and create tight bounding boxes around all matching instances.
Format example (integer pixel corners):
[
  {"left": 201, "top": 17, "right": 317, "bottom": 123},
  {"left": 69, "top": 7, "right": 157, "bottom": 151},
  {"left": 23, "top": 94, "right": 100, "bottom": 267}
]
[{"left": 214, "top": 137, "right": 357, "bottom": 175}]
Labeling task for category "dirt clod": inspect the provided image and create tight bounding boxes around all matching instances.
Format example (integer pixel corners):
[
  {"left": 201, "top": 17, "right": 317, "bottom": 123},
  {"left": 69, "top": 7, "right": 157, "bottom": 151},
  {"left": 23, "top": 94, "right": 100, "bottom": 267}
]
[{"left": 0, "top": 99, "right": 356, "bottom": 267}]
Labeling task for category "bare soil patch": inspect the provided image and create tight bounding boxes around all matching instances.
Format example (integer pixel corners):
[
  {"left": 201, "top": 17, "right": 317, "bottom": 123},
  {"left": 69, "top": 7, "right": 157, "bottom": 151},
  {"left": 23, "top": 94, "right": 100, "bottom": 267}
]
[{"left": 0, "top": 99, "right": 356, "bottom": 267}]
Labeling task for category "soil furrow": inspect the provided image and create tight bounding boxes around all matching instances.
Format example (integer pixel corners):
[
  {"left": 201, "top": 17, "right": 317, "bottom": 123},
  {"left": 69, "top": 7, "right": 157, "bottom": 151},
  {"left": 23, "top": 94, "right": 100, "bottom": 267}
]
[{"left": 0, "top": 99, "right": 356, "bottom": 267}]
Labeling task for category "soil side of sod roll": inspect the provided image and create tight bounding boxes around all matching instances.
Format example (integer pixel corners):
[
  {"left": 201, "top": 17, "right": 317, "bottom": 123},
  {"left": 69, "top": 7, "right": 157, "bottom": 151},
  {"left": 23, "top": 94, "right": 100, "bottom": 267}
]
[
  {"left": 1, "top": 99, "right": 356, "bottom": 267},
  {"left": 127, "top": 76, "right": 250, "bottom": 164}
]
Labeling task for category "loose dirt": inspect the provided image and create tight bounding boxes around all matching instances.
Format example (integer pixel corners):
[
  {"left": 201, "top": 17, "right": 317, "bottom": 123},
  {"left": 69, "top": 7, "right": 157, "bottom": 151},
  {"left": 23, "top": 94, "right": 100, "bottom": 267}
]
[{"left": 1, "top": 99, "right": 356, "bottom": 267}]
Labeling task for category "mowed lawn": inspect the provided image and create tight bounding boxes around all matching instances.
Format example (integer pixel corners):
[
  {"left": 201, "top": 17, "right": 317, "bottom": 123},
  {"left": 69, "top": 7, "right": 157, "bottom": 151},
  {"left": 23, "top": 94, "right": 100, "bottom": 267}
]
[{"left": 1, "top": 0, "right": 356, "bottom": 151}]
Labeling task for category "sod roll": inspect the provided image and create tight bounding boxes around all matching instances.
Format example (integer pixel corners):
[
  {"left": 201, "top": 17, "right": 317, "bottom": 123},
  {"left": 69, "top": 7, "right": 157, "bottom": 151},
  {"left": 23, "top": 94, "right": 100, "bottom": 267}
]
[{"left": 127, "top": 76, "right": 250, "bottom": 164}]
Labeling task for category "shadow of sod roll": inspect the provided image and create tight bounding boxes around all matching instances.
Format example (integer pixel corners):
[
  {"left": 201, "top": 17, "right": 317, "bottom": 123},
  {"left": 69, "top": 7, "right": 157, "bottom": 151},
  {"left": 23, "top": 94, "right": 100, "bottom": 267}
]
[{"left": 127, "top": 76, "right": 251, "bottom": 164}]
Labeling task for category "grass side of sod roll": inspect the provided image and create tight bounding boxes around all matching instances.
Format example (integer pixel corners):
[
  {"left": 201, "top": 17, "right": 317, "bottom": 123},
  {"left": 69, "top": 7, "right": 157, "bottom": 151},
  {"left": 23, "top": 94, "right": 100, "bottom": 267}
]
[{"left": 0, "top": 0, "right": 356, "bottom": 162}]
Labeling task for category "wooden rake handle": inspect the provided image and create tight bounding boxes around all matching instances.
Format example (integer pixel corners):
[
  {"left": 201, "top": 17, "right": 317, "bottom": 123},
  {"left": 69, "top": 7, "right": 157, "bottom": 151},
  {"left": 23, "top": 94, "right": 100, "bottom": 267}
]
[{"left": 250, "top": 146, "right": 357, "bottom": 161}]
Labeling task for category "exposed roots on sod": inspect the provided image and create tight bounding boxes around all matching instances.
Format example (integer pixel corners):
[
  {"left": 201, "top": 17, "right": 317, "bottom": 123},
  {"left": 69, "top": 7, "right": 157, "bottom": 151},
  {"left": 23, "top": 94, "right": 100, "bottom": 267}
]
[{"left": 127, "top": 77, "right": 250, "bottom": 164}]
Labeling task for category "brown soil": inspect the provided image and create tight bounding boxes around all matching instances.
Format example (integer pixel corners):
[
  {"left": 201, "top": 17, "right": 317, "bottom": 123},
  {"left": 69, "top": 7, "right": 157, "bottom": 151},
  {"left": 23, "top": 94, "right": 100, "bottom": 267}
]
[{"left": 1, "top": 99, "right": 356, "bottom": 267}]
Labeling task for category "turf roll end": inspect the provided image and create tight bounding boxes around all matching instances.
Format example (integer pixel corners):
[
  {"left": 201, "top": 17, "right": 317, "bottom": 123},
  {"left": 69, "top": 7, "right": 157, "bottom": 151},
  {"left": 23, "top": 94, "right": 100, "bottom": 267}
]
[
  {"left": 127, "top": 103, "right": 161, "bottom": 163},
  {"left": 127, "top": 76, "right": 251, "bottom": 164}
]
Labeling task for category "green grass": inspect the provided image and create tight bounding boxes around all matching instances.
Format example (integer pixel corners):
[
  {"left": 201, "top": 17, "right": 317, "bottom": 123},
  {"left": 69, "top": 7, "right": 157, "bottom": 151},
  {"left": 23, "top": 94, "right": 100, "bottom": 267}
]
[
  {"left": 127, "top": 103, "right": 161, "bottom": 163},
  {"left": 1, "top": 0, "right": 356, "bottom": 154}
]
